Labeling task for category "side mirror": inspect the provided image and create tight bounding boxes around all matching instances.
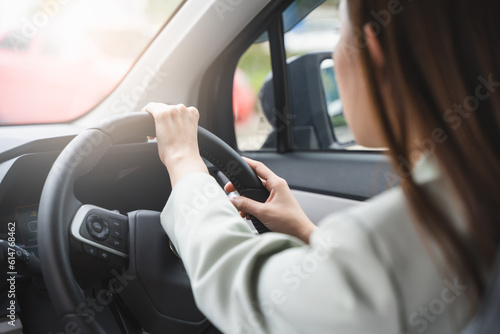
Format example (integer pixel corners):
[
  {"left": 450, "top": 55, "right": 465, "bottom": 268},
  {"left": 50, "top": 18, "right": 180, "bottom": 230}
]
[
  {"left": 320, "top": 58, "right": 355, "bottom": 145},
  {"left": 259, "top": 52, "right": 354, "bottom": 150}
]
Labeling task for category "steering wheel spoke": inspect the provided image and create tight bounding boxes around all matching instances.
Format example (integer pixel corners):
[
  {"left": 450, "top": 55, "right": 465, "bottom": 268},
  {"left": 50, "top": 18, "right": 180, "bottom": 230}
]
[{"left": 71, "top": 205, "right": 130, "bottom": 262}]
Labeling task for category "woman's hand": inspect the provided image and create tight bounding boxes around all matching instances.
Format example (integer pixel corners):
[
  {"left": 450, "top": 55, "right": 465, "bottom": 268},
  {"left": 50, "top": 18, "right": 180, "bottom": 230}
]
[
  {"left": 143, "top": 103, "right": 208, "bottom": 187},
  {"left": 226, "top": 158, "right": 317, "bottom": 243}
]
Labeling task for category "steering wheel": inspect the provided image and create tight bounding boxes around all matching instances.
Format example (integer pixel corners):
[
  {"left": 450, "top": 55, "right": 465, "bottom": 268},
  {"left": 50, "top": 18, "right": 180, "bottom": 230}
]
[{"left": 38, "top": 112, "right": 270, "bottom": 334}]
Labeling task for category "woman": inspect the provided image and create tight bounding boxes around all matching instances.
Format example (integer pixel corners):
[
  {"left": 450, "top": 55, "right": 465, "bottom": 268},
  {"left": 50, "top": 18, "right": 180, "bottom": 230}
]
[{"left": 143, "top": 0, "right": 500, "bottom": 332}]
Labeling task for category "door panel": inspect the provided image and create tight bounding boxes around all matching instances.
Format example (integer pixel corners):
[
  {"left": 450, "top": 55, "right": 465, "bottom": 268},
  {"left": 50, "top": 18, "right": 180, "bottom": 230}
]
[
  {"left": 243, "top": 151, "right": 394, "bottom": 201},
  {"left": 291, "top": 189, "right": 363, "bottom": 225}
]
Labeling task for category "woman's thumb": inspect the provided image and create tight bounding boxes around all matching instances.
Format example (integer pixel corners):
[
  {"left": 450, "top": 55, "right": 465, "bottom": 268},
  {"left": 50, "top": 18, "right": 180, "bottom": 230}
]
[{"left": 230, "top": 196, "right": 261, "bottom": 216}]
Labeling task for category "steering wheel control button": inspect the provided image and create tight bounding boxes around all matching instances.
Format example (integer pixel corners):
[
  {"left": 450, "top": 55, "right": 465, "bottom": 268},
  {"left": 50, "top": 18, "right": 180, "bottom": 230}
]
[
  {"left": 82, "top": 244, "right": 98, "bottom": 258},
  {"left": 98, "top": 250, "right": 110, "bottom": 262},
  {"left": 110, "top": 221, "right": 123, "bottom": 239},
  {"left": 86, "top": 214, "right": 110, "bottom": 241},
  {"left": 92, "top": 221, "right": 103, "bottom": 233},
  {"left": 108, "top": 237, "right": 123, "bottom": 250}
]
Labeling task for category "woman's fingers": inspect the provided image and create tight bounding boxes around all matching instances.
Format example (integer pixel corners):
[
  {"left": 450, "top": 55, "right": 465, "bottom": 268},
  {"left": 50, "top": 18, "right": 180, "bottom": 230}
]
[
  {"left": 242, "top": 157, "right": 277, "bottom": 181},
  {"left": 225, "top": 179, "right": 267, "bottom": 194},
  {"left": 224, "top": 182, "right": 237, "bottom": 193},
  {"left": 186, "top": 106, "right": 200, "bottom": 121},
  {"left": 225, "top": 159, "right": 272, "bottom": 194},
  {"left": 230, "top": 196, "right": 262, "bottom": 218},
  {"left": 142, "top": 102, "right": 170, "bottom": 115}
]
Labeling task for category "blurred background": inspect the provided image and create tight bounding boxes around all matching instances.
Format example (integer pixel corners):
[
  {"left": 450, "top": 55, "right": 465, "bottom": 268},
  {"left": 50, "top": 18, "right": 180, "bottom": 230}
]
[{"left": 0, "top": 0, "right": 182, "bottom": 124}]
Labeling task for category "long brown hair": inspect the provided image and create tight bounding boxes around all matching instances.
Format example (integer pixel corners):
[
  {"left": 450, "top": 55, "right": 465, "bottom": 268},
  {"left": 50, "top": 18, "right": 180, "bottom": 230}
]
[{"left": 346, "top": 0, "right": 500, "bottom": 307}]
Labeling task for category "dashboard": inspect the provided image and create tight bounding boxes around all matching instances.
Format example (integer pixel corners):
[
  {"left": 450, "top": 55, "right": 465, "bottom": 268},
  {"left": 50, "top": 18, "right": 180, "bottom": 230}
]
[
  {"left": 0, "top": 132, "right": 173, "bottom": 262},
  {"left": 0, "top": 126, "right": 184, "bottom": 333},
  {"left": 0, "top": 204, "right": 39, "bottom": 257},
  {"left": 0, "top": 152, "right": 56, "bottom": 258},
  {"left": 0, "top": 122, "right": 250, "bottom": 333}
]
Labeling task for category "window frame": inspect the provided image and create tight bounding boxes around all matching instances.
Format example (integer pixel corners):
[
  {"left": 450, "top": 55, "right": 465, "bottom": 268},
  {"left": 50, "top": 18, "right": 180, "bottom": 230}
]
[
  {"left": 268, "top": 13, "right": 293, "bottom": 153},
  {"left": 198, "top": 0, "right": 380, "bottom": 155},
  {"left": 197, "top": 0, "right": 294, "bottom": 149}
]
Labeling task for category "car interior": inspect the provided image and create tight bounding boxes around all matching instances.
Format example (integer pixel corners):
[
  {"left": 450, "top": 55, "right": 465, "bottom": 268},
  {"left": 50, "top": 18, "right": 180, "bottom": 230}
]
[{"left": 3, "top": 0, "right": 496, "bottom": 333}]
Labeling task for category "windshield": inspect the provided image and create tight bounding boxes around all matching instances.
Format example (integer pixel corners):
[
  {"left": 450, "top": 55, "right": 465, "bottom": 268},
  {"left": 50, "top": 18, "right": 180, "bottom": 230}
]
[{"left": 0, "top": 0, "right": 184, "bottom": 125}]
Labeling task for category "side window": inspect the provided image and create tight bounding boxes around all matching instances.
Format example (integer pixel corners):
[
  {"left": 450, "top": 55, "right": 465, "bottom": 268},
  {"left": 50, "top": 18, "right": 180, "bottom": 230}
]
[
  {"left": 233, "top": 41, "right": 274, "bottom": 151},
  {"left": 234, "top": 0, "right": 357, "bottom": 152}
]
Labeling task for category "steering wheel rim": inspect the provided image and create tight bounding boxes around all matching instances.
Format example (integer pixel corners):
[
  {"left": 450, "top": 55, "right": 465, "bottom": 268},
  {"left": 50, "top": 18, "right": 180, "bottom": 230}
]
[{"left": 38, "top": 112, "right": 270, "bottom": 333}]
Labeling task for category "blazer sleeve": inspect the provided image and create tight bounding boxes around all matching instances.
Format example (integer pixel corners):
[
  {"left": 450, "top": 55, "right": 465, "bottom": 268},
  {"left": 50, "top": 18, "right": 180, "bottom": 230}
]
[{"left": 161, "top": 172, "right": 400, "bottom": 334}]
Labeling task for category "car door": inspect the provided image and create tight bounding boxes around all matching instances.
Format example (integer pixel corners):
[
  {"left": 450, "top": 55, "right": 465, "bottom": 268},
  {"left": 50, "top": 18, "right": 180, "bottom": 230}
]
[{"left": 198, "top": 0, "right": 394, "bottom": 223}]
